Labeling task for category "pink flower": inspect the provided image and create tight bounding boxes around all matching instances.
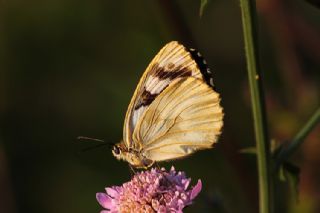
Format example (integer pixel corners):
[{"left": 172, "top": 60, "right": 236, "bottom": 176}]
[{"left": 96, "top": 167, "right": 202, "bottom": 213}]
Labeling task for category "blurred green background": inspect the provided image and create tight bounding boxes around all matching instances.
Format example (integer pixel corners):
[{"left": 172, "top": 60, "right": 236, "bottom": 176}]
[{"left": 0, "top": 0, "right": 319, "bottom": 212}]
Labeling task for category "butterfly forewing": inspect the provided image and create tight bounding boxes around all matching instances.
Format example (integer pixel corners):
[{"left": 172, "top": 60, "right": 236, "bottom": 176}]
[
  {"left": 132, "top": 77, "right": 223, "bottom": 162},
  {"left": 123, "top": 41, "right": 205, "bottom": 149}
]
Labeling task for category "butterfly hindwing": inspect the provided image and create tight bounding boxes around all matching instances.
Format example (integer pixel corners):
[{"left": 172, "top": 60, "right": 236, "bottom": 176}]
[
  {"left": 132, "top": 77, "right": 223, "bottom": 162},
  {"left": 123, "top": 41, "right": 207, "bottom": 149}
]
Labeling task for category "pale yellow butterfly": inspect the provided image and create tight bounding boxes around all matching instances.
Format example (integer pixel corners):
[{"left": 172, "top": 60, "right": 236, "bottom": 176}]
[{"left": 112, "top": 41, "right": 224, "bottom": 169}]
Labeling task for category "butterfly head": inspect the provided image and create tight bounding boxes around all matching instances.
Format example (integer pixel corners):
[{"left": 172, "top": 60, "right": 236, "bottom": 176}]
[
  {"left": 111, "top": 143, "right": 124, "bottom": 160},
  {"left": 112, "top": 141, "right": 154, "bottom": 169}
]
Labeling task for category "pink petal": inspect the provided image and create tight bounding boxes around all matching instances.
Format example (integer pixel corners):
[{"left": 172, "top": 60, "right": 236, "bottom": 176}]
[
  {"left": 96, "top": 193, "right": 112, "bottom": 209},
  {"left": 96, "top": 167, "right": 201, "bottom": 212},
  {"left": 190, "top": 179, "right": 202, "bottom": 200},
  {"left": 182, "top": 178, "right": 191, "bottom": 190},
  {"left": 105, "top": 187, "right": 119, "bottom": 198}
]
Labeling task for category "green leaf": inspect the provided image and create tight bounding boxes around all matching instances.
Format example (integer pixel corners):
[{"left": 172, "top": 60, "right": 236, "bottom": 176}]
[
  {"left": 278, "top": 166, "right": 286, "bottom": 182},
  {"left": 199, "top": 0, "right": 209, "bottom": 18},
  {"left": 270, "top": 139, "right": 280, "bottom": 153},
  {"left": 239, "top": 146, "right": 257, "bottom": 155},
  {"left": 278, "top": 162, "right": 300, "bottom": 201}
]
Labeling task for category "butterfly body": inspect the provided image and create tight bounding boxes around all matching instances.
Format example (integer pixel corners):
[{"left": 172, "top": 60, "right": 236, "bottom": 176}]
[
  {"left": 112, "top": 41, "right": 224, "bottom": 168},
  {"left": 112, "top": 142, "right": 154, "bottom": 168}
]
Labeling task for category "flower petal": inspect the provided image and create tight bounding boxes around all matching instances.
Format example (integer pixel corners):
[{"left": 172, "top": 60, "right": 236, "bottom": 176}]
[
  {"left": 190, "top": 179, "right": 202, "bottom": 200},
  {"left": 182, "top": 178, "right": 191, "bottom": 190},
  {"left": 96, "top": 193, "right": 112, "bottom": 209},
  {"left": 105, "top": 187, "right": 119, "bottom": 198},
  {"left": 97, "top": 167, "right": 201, "bottom": 212}
]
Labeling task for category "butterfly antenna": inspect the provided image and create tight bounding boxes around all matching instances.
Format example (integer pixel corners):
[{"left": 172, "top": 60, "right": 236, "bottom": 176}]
[
  {"left": 77, "top": 136, "right": 105, "bottom": 143},
  {"left": 77, "top": 136, "right": 114, "bottom": 153}
]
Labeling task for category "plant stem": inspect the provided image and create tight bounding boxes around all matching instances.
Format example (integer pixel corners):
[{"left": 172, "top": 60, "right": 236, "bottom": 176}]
[
  {"left": 277, "top": 107, "right": 320, "bottom": 165},
  {"left": 239, "top": 0, "right": 272, "bottom": 213}
]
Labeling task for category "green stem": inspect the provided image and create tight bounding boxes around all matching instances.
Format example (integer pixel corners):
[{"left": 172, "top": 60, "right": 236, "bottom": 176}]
[
  {"left": 277, "top": 107, "right": 320, "bottom": 165},
  {"left": 239, "top": 0, "right": 272, "bottom": 213}
]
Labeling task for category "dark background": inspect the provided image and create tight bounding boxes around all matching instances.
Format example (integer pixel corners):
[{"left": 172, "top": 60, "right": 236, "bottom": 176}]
[{"left": 0, "top": 0, "right": 319, "bottom": 212}]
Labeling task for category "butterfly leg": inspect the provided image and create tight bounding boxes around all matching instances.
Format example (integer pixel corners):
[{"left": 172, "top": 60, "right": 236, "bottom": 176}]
[
  {"left": 128, "top": 164, "right": 137, "bottom": 177},
  {"left": 154, "top": 162, "right": 161, "bottom": 170}
]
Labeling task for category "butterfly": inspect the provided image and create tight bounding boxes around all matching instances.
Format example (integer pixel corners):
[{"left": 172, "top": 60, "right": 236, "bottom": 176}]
[{"left": 112, "top": 41, "right": 224, "bottom": 169}]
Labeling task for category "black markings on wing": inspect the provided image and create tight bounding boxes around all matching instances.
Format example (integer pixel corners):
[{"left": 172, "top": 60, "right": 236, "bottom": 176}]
[
  {"left": 156, "top": 65, "right": 192, "bottom": 80},
  {"left": 134, "top": 62, "right": 192, "bottom": 110},
  {"left": 188, "top": 48, "right": 216, "bottom": 90},
  {"left": 134, "top": 89, "right": 158, "bottom": 110}
]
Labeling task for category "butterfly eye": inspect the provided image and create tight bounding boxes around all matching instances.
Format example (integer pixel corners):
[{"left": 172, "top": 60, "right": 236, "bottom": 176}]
[{"left": 112, "top": 145, "right": 121, "bottom": 155}]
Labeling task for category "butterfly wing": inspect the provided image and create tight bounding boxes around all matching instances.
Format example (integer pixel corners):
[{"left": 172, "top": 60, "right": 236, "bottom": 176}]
[
  {"left": 132, "top": 77, "right": 223, "bottom": 162},
  {"left": 123, "top": 41, "right": 211, "bottom": 149}
]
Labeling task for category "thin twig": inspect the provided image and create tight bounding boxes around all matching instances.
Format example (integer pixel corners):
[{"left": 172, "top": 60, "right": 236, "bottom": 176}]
[
  {"left": 276, "top": 107, "right": 320, "bottom": 166},
  {"left": 239, "top": 0, "right": 272, "bottom": 212}
]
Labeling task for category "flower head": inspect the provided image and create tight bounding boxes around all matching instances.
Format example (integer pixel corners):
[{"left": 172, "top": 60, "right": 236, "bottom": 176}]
[{"left": 96, "top": 167, "right": 202, "bottom": 213}]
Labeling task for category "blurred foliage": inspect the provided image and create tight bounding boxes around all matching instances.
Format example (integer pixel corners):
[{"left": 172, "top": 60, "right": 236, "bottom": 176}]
[
  {"left": 199, "top": 0, "right": 209, "bottom": 18},
  {"left": 306, "top": 0, "right": 320, "bottom": 9},
  {"left": 0, "top": 0, "right": 319, "bottom": 213}
]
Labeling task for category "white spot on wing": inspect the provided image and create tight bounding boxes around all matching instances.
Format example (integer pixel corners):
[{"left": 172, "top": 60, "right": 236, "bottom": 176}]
[
  {"left": 132, "top": 106, "right": 145, "bottom": 127},
  {"left": 210, "top": 78, "right": 214, "bottom": 86},
  {"left": 145, "top": 75, "right": 171, "bottom": 95},
  {"left": 145, "top": 76, "right": 157, "bottom": 91}
]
